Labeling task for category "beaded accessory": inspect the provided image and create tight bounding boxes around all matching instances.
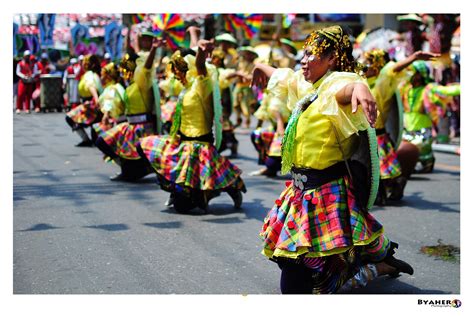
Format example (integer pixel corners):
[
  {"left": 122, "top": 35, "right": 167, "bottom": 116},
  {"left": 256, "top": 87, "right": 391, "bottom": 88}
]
[
  {"left": 118, "top": 53, "right": 137, "bottom": 83},
  {"left": 169, "top": 51, "right": 189, "bottom": 78},
  {"left": 102, "top": 62, "right": 120, "bottom": 82},
  {"left": 281, "top": 91, "right": 319, "bottom": 174},
  {"left": 303, "top": 25, "right": 353, "bottom": 72},
  {"left": 364, "top": 49, "right": 387, "bottom": 74}
]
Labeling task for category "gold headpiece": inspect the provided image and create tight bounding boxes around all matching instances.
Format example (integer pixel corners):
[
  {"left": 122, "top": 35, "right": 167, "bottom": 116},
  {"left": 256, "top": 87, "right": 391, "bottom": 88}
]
[
  {"left": 119, "top": 53, "right": 137, "bottom": 73},
  {"left": 364, "top": 49, "right": 388, "bottom": 73},
  {"left": 303, "top": 25, "right": 353, "bottom": 72},
  {"left": 169, "top": 51, "right": 189, "bottom": 76},
  {"left": 211, "top": 48, "right": 226, "bottom": 60},
  {"left": 102, "top": 62, "right": 120, "bottom": 81}
]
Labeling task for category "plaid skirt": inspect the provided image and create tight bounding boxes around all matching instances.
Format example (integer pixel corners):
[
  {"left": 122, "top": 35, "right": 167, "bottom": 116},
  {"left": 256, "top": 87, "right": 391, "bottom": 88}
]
[
  {"left": 139, "top": 135, "right": 245, "bottom": 193},
  {"left": 102, "top": 121, "right": 154, "bottom": 160},
  {"left": 377, "top": 133, "right": 402, "bottom": 179},
  {"left": 261, "top": 176, "right": 387, "bottom": 260},
  {"left": 66, "top": 101, "right": 100, "bottom": 126},
  {"left": 261, "top": 176, "right": 391, "bottom": 293},
  {"left": 251, "top": 128, "right": 281, "bottom": 165},
  {"left": 161, "top": 100, "right": 177, "bottom": 123}
]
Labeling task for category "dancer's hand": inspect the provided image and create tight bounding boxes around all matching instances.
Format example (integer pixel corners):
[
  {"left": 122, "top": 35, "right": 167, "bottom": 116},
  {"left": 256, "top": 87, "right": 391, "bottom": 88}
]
[
  {"left": 152, "top": 37, "right": 167, "bottom": 49},
  {"left": 413, "top": 51, "right": 441, "bottom": 61},
  {"left": 197, "top": 39, "right": 215, "bottom": 58},
  {"left": 351, "top": 83, "right": 377, "bottom": 127},
  {"left": 251, "top": 64, "right": 269, "bottom": 89}
]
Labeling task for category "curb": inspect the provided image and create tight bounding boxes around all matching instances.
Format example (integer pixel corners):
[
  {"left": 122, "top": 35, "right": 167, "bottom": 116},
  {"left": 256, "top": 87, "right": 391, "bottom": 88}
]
[{"left": 432, "top": 143, "right": 460, "bottom": 155}]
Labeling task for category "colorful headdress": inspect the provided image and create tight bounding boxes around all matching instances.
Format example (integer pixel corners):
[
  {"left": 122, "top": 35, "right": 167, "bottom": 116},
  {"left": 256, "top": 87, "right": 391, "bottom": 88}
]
[
  {"left": 303, "top": 25, "right": 354, "bottom": 72},
  {"left": 211, "top": 48, "right": 226, "bottom": 61},
  {"left": 364, "top": 49, "right": 388, "bottom": 73},
  {"left": 119, "top": 53, "right": 138, "bottom": 73},
  {"left": 412, "top": 60, "right": 432, "bottom": 84},
  {"left": 102, "top": 62, "right": 120, "bottom": 81},
  {"left": 169, "top": 50, "right": 189, "bottom": 76}
]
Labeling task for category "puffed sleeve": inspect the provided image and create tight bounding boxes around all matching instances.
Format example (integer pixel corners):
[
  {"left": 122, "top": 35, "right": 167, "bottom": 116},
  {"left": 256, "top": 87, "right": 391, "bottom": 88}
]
[
  {"left": 99, "top": 84, "right": 125, "bottom": 119},
  {"left": 373, "top": 61, "right": 411, "bottom": 109},
  {"left": 315, "top": 72, "right": 371, "bottom": 139},
  {"left": 134, "top": 53, "right": 154, "bottom": 92},
  {"left": 218, "top": 68, "right": 235, "bottom": 90},
  {"left": 266, "top": 68, "right": 294, "bottom": 120}
]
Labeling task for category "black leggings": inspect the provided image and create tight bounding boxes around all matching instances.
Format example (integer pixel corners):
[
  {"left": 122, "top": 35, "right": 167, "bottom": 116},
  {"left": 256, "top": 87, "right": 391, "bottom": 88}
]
[
  {"left": 265, "top": 156, "right": 281, "bottom": 173},
  {"left": 96, "top": 137, "right": 150, "bottom": 181},
  {"left": 278, "top": 261, "right": 314, "bottom": 294},
  {"left": 65, "top": 115, "right": 76, "bottom": 129}
]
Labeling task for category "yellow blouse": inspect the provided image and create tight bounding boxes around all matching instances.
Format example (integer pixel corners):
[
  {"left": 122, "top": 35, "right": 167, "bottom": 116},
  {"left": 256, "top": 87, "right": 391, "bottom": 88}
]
[
  {"left": 179, "top": 55, "right": 216, "bottom": 138},
  {"left": 269, "top": 70, "right": 370, "bottom": 170},
  {"left": 124, "top": 54, "right": 155, "bottom": 115},
  {"left": 98, "top": 83, "right": 125, "bottom": 119},
  {"left": 370, "top": 61, "right": 411, "bottom": 129},
  {"left": 159, "top": 75, "right": 184, "bottom": 99},
  {"left": 78, "top": 71, "right": 102, "bottom": 98}
]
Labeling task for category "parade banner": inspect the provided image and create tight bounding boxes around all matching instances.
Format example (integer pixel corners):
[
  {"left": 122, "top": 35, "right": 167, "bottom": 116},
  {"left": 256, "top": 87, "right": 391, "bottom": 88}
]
[
  {"left": 13, "top": 22, "right": 19, "bottom": 56},
  {"left": 104, "top": 20, "right": 124, "bottom": 60},
  {"left": 37, "top": 14, "right": 56, "bottom": 48}
]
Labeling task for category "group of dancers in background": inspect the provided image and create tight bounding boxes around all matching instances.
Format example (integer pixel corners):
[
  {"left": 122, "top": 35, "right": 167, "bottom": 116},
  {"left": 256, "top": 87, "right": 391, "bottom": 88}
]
[{"left": 63, "top": 24, "right": 460, "bottom": 294}]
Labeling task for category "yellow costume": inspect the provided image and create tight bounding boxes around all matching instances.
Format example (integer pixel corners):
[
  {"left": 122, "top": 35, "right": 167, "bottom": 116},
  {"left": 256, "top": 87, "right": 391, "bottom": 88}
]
[{"left": 78, "top": 70, "right": 102, "bottom": 98}]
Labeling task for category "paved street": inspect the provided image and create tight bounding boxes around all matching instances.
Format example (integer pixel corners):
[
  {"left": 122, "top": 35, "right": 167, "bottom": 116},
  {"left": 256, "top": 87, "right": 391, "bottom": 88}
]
[{"left": 13, "top": 112, "right": 460, "bottom": 294}]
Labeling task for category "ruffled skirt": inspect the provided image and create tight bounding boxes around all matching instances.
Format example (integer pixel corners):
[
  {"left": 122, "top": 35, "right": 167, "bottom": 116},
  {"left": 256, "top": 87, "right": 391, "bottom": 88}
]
[
  {"left": 102, "top": 121, "right": 154, "bottom": 160},
  {"left": 139, "top": 135, "right": 245, "bottom": 193},
  {"left": 251, "top": 128, "right": 281, "bottom": 165},
  {"left": 66, "top": 101, "right": 100, "bottom": 126},
  {"left": 377, "top": 133, "right": 402, "bottom": 179},
  {"left": 260, "top": 176, "right": 387, "bottom": 260}
]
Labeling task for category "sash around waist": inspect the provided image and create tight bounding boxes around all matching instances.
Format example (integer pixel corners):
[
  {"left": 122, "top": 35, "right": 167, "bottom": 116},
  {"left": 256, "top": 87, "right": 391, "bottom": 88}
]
[{"left": 291, "top": 161, "right": 348, "bottom": 191}]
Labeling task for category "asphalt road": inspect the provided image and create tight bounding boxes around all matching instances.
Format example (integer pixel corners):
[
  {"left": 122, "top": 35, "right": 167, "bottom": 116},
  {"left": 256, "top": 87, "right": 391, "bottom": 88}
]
[{"left": 13, "top": 112, "right": 460, "bottom": 294}]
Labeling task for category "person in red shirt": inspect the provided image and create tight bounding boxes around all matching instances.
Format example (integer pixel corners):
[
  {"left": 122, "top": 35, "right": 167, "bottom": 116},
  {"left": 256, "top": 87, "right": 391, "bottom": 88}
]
[
  {"left": 100, "top": 52, "right": 111, "bottom": 68},
  {"left": 63, "top": 57, "right": 84, "bottom": 109},
  {"left": 16, "top": 50, "right": 35, "bottom": 114}
]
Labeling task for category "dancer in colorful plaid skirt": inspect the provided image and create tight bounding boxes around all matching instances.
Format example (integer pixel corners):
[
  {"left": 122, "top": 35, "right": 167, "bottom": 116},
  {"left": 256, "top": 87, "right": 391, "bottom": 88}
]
[
  {"left": 362, "top": 49, "right": 439, "bottom": 204},
  {"left": 138, "top": 40, "right": 246, "bottom": 213},
  {"left": 400, "top": 61, "right": 460, "bottom": 173},
  {"left": 253, "top": 26, "right": 413, "bottom": 294},
  {"left": 65, "top": 54, "right": 103, "bottom": 147},
  {"left": 95, "top": 35, "right": 164, "bottom": 181},
  {"left": 91, "top": 63, "right": 126, "bottom": 149}
]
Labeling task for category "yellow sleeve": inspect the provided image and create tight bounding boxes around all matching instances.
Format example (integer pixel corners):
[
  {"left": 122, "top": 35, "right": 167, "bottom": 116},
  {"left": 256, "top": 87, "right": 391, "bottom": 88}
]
[
  {"left": 134, "top": 54, "right": 154, "bottom": 92},
  {"left": 158, "top": 78, "right": 171, "bottom": 94},
  {"left": 287, "top": 70, "right": 313, "bottom": 111},
  {"left": 218, "top": 68, "right": 235, "bottom": 89},
  {"left": 266, "top": 68, "right": 294, "bottom": 120},
  {"left": 79, "top": 71, "right": 102, "bottom": 96},
  {"left": 316, "top": 72, "right": 371, "bottom": 139},
  {"left": 373, "top": 61, "right": 411, "bottom": 108},
  {"left": 98, "top": 84, "right": 125, "bottom": 119},
  {"left": 254, "top": 91, "right": 271, "bottom": 121}
]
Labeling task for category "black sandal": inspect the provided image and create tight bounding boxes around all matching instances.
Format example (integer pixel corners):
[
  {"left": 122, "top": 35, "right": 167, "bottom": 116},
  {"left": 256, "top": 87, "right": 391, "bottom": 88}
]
[{"left": 384, "top": 241, "right": 414, "bottom": 277}]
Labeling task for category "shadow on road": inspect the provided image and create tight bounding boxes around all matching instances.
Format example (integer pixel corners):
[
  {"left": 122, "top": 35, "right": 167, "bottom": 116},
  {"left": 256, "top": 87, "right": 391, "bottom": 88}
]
[
  {"left": 142, "top": 221, "right": 183, "bottom": 229},
  {"left": 13, "top": 180, "right": 158, "bottom": 207},
  {"left": 18, "top": 223, "right": 62, "bottom": 231},
  {"left": 402, "top": 191, "right": 459, "bottom": 213},
  {"left": 83, "top": 223, "right": 130, "bottom": 231}
]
